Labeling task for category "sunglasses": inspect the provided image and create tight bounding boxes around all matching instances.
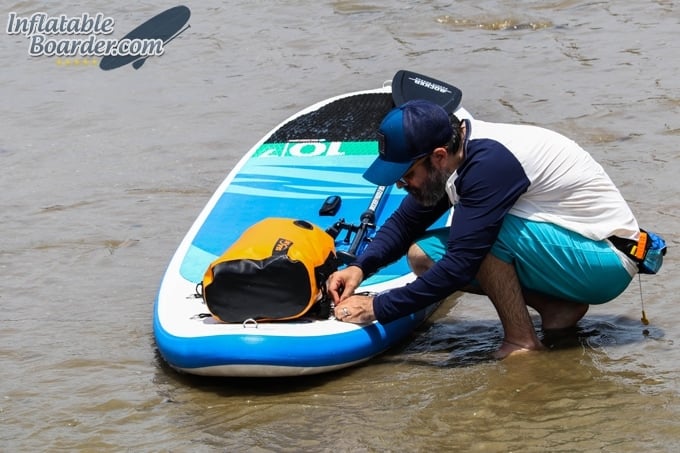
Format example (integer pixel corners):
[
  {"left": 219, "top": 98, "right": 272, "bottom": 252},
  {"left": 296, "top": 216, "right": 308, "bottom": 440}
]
[{"left": 398, "top": 154, "right": 430, "bottom": 187}]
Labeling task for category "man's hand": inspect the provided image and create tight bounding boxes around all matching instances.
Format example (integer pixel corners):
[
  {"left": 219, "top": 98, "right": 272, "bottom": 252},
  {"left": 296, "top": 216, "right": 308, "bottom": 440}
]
[
  {"left": 326, "top": 265, "right": 364, "bottom": 304},
  {"left": 334, "top": 293, "right": 376, "bottom": 324}
]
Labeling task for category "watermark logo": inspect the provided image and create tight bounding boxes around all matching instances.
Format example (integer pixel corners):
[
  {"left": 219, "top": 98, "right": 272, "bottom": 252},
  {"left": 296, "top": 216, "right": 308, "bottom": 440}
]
[{"left": 6, "top": 5, "right": 191, "bottom": 70}]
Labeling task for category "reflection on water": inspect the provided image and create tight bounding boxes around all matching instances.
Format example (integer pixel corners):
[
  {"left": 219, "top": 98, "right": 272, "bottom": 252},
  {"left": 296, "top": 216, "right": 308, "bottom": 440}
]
[{"left": 1, "top": 0, "right": 679, "bottom": 451}]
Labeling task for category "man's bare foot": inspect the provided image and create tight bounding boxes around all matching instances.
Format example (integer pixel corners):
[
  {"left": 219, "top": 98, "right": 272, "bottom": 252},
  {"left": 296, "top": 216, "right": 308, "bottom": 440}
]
[
  {"left": 492, "top": 339, "right": 546, "bottom": 359},
  {"left": 541, "top": 326, "right": 582, "bottom": 350}
]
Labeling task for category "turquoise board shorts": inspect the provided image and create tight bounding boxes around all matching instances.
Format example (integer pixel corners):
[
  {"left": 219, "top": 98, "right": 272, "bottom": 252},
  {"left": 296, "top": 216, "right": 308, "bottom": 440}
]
[{"left": 416, "top": 214, "right": 633, "bottom": 304}]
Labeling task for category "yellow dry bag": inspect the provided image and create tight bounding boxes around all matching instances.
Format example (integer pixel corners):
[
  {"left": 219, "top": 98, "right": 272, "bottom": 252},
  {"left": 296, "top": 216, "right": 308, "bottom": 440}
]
[{"left": 201, "top": 218, "right": 340, "bottom": 322}]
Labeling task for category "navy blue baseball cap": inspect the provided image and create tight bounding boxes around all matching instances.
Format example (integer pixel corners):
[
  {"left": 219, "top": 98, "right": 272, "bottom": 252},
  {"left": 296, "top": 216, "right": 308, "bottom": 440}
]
[{"left": 363, "top": 99, "right": 453, "bottom": 186}]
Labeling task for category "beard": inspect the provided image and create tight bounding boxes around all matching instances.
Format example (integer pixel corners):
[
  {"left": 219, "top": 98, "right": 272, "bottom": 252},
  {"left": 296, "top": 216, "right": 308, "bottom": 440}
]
[{"left": 406, "top": 164, "right": 451, "bottom": 207}]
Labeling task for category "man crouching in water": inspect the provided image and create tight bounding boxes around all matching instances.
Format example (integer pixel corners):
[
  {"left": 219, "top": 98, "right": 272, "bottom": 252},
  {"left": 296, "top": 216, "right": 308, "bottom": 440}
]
[{"left": 327, "top": 99, "right": 641, "bottom": 359}]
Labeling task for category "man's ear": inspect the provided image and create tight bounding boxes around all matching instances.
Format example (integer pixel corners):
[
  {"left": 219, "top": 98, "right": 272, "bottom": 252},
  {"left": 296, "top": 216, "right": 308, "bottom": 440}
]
[{"left": 431, "top": 146, "right": 448, "bottom": 166}]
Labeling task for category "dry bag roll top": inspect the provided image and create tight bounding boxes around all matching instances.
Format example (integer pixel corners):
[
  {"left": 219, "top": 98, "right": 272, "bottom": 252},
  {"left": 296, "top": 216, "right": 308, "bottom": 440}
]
[{"left": 202, "top": 218, "right": 340, "bottom": 322}]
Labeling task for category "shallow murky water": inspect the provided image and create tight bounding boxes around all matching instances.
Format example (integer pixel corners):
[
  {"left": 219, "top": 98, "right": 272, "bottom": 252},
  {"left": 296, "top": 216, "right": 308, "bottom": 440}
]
[{"left": 1, "top": 1, "right": 679, "bottom": 451}]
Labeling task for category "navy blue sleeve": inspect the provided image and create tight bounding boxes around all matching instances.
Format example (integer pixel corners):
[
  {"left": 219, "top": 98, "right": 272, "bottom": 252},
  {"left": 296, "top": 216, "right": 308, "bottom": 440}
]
[
  {"left": 373, "top": 139, "right": 531, "bottom": 323},
  {"left": 353, "top": 193, "right": 450, "bottom": 276}
]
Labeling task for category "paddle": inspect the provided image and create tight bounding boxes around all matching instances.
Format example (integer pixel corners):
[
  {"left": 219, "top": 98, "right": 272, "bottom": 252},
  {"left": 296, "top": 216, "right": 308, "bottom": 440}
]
[{"left": 391, "top": 69, "right": 463, "bottom": 114}]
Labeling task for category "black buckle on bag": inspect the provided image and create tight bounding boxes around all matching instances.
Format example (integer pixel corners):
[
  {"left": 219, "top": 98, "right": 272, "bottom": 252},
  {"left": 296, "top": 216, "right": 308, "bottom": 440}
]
[{"left": 609, "top": 236, "right": 639, "bottom": 260}]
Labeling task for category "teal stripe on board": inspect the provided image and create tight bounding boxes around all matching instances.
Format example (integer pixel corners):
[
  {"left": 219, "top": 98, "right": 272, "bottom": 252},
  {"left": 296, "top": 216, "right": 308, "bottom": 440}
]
[{"left": 253, "top": 141, "right": 378, "bottom": 158}]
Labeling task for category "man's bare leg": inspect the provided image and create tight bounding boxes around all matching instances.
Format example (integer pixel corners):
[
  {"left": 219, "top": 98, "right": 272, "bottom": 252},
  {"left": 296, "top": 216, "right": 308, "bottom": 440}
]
[
  {"left": 409, "top": 244, "right": 542, "bottom": 357},
  {"left": 407, "top": 243, "right": 433, "bottom": 277},
  {"left": 475, "top": 254, "right": 545, "bottom": 358},
  {"left": 523, "top": 290, "right": 589, "bottom": 330},
  {"left": 407, "top": 244, "right": 587, "bottom": 356}
]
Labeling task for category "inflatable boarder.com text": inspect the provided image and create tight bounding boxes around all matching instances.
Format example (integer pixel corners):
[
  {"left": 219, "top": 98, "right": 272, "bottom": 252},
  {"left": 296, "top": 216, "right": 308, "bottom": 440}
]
[{"left": 6, "top": 12, "right": 164, "bottom": 58}]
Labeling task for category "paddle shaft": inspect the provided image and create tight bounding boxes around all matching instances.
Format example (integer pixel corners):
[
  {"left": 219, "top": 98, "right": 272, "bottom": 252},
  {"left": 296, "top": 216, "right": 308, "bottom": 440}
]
[
  {"left": 346, "top": 185, "right": 386, "bottom": 255},
  {"left": 332, "top": 184, "right": 388, "bottom": 264}
]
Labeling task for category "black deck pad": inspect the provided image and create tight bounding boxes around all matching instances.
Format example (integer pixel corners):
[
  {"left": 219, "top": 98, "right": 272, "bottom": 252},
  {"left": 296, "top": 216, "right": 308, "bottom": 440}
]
[{"left": 265, "top": 93, "right": 394, "bottom": 143}]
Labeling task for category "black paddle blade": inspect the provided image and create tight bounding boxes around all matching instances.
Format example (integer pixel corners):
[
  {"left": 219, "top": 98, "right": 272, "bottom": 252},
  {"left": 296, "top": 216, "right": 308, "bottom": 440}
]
[{"left": 391, "top": 70, "right": 463, "bottom": 114}]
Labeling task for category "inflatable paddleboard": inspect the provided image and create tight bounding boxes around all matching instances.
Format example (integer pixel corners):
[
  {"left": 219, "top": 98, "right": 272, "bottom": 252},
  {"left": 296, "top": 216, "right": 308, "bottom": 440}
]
[{"left": 154, "top": 71, "right": 469, "bottom": 377}]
